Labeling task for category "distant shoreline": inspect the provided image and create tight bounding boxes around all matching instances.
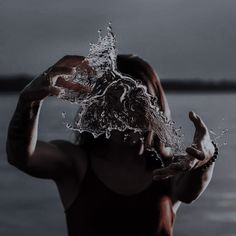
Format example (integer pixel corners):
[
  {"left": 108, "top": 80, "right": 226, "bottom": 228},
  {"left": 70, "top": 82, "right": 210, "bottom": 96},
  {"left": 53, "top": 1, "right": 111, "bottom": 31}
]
[{"left": 0, "top": 75, "right": 236, "bottom": 93}]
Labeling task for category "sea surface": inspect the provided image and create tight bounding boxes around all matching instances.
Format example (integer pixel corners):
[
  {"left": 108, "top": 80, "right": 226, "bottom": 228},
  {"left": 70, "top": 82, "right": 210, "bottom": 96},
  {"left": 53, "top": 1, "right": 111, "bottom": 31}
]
[{"left": 0, "top": 93, "right": 235, "bottom": 236}]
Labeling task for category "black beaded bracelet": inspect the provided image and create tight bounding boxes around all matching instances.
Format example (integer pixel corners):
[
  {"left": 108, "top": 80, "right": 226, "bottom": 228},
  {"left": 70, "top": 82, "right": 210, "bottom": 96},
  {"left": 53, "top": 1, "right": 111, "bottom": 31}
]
[{"left": 200, "top": 141, "right": 218, "bottom": 172}]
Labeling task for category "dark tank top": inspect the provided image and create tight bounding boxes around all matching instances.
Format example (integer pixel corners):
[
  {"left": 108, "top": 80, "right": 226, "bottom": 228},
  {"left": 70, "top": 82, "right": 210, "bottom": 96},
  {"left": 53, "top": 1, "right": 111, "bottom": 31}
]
[{"left": 65, "top": 158, "right": 175, "bottom": 236}]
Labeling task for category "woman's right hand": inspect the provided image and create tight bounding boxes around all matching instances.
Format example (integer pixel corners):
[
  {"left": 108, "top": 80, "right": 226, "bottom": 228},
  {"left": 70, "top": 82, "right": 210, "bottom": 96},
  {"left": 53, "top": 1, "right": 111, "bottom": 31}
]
[
  {"left": 20, "top": 55, "right": 93, "bottom": 102},
  {"left": 20, "top": 66, "right": 74, "bottom": 102}
]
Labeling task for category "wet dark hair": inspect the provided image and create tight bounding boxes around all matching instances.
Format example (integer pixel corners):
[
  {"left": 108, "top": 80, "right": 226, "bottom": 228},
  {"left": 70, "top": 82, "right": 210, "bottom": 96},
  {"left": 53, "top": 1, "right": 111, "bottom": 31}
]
[{"left": 74, "top": 54, "right": 168, "bottom": 168}]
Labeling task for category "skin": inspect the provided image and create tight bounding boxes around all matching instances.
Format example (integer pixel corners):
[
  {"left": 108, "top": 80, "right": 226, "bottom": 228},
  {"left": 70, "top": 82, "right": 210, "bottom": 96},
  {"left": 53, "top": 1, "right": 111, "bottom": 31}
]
[{"left": 6, "top": 55, "right": 216, "bottom": 231}]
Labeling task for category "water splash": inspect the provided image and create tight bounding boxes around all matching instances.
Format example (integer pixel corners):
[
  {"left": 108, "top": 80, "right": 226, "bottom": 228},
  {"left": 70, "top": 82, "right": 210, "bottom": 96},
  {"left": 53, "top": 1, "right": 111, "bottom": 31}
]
[
  {"left": 209, "top": 118, "right": 229, "bottom": 148},
  {"left": 55, "top": 25, "right": 185, "bottom": 158},
  {"left": 86, "top": 23, "right": 118, "bottom": 77}
]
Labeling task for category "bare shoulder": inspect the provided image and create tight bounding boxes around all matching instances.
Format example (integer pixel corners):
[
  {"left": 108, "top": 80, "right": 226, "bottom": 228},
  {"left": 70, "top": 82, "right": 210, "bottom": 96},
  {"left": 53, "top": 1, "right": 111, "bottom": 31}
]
[
  {"left": 49, "top": 140, "right": 89, "bottom": 209},
  {"left": 49, "top": 139, "right": 85, "bottom": 154},
  {"left": 49, "top": 140, "right": 88, "bottom": 179}
]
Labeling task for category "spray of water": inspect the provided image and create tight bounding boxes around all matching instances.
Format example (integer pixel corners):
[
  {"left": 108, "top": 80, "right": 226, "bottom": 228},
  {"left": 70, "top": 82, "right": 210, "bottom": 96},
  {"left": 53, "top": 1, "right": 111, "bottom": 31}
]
[
  {"left": 209, "top": 117, "right": 229, "bottom": 147},
  {"left": 54, "top": 24, "right": 185, "bottom": 160}
]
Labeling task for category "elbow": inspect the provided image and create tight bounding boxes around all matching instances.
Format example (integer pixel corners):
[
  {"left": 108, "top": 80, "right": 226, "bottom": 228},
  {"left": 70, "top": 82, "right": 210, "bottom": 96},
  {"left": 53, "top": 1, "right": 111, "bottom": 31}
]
[
  {"left": 7, "top": 154, "right": 28, "bottom": 170},
  {"left": 6, "top": 142, "right": 15, "bottom": 166},
  {"left": 7, "top": 156, "right": 15, "bottom": 166},
  {"left": 176, "top": 192, "right": 201, "bottom": 204},
  {"left": 6, "top": 150, "right": 19, "bottom": 167},
  {"left": 179, "top": 197, "right": 197, "bottom": 204},
  {"left": 6, "top": 142, "right": 27, "bottom": 169}
]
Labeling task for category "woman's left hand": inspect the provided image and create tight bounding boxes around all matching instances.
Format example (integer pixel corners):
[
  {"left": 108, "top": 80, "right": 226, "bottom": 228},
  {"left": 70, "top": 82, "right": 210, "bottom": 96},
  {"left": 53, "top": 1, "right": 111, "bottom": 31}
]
[{"left": 153, "top": 111, "right": 215, "bottom": 181}]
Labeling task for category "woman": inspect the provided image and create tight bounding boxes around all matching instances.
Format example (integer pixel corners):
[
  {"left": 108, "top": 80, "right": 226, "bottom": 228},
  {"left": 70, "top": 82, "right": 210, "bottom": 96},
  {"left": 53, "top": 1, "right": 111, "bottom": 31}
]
[{"left": 6, "top": 54, "right": 217, "bottom": 236}]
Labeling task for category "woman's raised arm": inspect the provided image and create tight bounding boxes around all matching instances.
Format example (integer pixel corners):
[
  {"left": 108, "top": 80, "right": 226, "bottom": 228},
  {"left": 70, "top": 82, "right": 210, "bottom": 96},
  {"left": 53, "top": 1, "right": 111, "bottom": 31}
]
[{"left": 6, "top": 55, "right": 90, "bottom": 180}]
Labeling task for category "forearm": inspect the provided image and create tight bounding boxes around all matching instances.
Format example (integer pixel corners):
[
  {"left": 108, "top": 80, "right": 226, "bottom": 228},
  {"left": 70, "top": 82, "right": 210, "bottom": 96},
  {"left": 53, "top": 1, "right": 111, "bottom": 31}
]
[
  {"left": 172, "top": 163, "right": 215, "bottom": 203},
  {"left": 6, "top": 95, "right": 43, "bottom": 167}
]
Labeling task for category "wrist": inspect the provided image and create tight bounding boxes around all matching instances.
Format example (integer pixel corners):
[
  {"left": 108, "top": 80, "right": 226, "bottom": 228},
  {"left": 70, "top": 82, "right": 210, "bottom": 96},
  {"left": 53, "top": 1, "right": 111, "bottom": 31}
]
[{"left": 194, "top": 141, "right": 218, "bottom": 172}]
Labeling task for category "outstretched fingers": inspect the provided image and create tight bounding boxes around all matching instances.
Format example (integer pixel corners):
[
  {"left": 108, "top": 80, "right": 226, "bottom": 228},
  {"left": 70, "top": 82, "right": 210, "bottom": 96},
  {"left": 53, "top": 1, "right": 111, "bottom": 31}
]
[
  {"left": 45, "top": 66, "right": 75, "bottom": 85},
  {"left": 189, "top": 111, "right": 208, "bottom": 144},
  {"left": 56, "top": 77, "right": 92, "bottom": 93},
  {"left": 43, "top": 65, "right": 92, "bottom": 94},
  {"left": 189, "top": 111, "right": 200, "bottom": 128},
  {"left": 190, "top": 111, "right": 208, "bottom": 131}
]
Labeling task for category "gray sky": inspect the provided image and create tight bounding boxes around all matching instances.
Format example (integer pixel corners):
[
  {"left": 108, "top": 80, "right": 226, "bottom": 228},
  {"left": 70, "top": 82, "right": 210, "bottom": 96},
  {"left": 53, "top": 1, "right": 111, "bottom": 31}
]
[{"left": 0, "top": 0, "right": 236, "bottom": 78}]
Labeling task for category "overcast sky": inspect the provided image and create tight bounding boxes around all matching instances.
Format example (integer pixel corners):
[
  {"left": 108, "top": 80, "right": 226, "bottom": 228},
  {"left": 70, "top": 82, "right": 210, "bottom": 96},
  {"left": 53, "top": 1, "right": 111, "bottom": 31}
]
[{"left": 0, "top": 0, "right": 235, "bottom": 79}]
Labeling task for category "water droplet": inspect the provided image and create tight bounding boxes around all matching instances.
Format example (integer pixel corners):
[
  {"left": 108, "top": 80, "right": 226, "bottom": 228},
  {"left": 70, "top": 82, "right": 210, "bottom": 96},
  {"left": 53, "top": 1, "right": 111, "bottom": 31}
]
[
  {"left": 210, "top": 129, "right": 217, "bottom": 136},
  {"left": 66, "top": 123, "right": 72, "bottom": 129},
  {"left": 62, "top": 111, "right": 66, "bottom": 119}
]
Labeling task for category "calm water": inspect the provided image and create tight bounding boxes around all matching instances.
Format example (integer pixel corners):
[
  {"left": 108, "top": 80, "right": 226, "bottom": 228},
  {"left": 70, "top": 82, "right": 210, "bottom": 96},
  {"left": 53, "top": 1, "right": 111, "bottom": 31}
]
[{"left": 0, "top": 93, "right": 235, "bottom": 236}]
